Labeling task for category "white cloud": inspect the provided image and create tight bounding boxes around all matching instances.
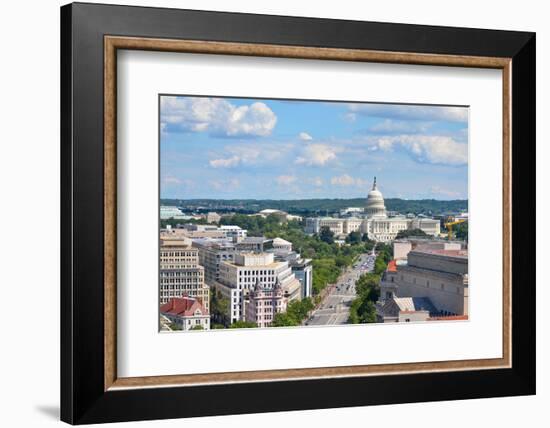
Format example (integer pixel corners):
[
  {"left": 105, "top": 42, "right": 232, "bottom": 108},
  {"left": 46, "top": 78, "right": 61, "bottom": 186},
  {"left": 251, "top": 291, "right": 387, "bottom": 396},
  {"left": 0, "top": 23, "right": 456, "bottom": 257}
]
[
  {"left": 347, "top": 104, "right": 468, "bottom": 123},
  {"left": 299, "top": 132, "right": 313, "bottom": 141},
  {"left": 209, "top": 156, "right": 240, "bottom": 168},
  {"left": 276, "top": 175, "right": 297, "bottom": 186},
  {"left": 309, "top": 177, "right": 324, "bottom": 187},
  {"left": 330, "top": 175, "right": 372, "bottom": 188},
  {"left": 162, "top": 177, "right": 196, "bottom": 190},
  {"left": 343, "top": 112, "right": 357, "bottom": 123},
  {"left": 162, "top": 176, "right": 182, "bottom": 185},
  {"left": 331, "top": 174, "right": 355, "bottom": 186},
  {"left": 369, "top": 119, "right": 430, "bottom": 134},
  {"left": 295, "top": 144, "right": 338, "bottom": 166},
  {"left": 161, "top": 96, "right": 277, "bottom": 137},
  {"left": 208, "top": 143, "right": 289, "bottom": 169},
  {"left": 373, "top": 135, "right": 468, "bottom": 166}
]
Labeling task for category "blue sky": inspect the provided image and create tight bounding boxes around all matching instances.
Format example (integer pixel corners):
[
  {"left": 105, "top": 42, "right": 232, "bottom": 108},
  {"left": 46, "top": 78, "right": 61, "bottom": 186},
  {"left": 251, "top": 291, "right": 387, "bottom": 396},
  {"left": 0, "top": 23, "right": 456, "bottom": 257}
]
[{"left": 160, "top": 95, "right": 468, "bottom": 200}]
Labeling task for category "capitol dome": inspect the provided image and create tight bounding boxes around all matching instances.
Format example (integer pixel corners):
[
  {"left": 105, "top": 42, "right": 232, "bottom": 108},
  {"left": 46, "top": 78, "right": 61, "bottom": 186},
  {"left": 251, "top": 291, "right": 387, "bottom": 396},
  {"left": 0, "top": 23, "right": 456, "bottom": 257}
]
[{"left": 365, "top": 177, "right": 387, "bottom": 218}]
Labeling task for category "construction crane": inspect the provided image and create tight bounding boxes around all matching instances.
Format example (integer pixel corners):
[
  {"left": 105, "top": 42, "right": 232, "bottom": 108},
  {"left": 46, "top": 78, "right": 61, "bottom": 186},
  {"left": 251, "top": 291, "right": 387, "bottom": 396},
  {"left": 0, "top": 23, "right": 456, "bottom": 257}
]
[{"left": 444, "top": 219, "right": 466, "bottom": 240}]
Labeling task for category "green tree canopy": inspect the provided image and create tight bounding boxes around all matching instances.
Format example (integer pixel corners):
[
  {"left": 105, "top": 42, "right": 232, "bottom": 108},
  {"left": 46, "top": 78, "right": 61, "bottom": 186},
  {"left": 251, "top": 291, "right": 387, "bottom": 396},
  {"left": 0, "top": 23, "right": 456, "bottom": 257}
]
[
  {"left": 346, "top": 230, "right": 362, "bottom": 244},
  {"left": 271, "top": 312, "right": 299, "bottom": 327},
  {"left": 319, "top": 226, "right": 335, "bottom": 244},
  {"left": 190, "top": 324, "right": 204, "bottom": 330},
  {"left": 395, "top": 228, "right": 429, "bottom": 240},
  {"left": 454, "top": 221, "right": 468, "bottom": 241},
  {"left": 229, "top": 320, "right": 257, "bottom": 329}
]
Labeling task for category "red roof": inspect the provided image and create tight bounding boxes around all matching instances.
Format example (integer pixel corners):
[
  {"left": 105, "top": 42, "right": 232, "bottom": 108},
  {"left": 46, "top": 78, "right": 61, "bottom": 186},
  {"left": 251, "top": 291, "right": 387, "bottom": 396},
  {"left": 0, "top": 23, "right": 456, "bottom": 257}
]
[
  {"left": 387, "top": 260, "right": 397, "bottom": 272},
  {"left": 160, "top": 296, "right": 208, "bottom": 317}
]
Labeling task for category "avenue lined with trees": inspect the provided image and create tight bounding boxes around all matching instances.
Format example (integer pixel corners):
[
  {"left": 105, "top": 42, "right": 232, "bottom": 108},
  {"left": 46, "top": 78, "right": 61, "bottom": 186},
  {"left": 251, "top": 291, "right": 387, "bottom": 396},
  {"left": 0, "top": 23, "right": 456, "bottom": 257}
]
[{"left": 205, "top": 214, "right": 391, "bottom": 328}]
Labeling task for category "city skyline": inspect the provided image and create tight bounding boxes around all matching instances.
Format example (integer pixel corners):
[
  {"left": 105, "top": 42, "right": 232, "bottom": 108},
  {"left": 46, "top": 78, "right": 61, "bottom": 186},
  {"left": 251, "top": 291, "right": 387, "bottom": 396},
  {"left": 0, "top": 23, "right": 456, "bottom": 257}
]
[{"left": 160, "top": 95, "right": 468, "bottom": 200}]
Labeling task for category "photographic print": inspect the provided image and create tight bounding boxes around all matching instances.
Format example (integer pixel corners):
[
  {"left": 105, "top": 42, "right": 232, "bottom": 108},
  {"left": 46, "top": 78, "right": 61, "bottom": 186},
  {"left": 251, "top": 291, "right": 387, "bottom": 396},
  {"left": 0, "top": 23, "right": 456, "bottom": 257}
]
[{"left": 159, "top": 95, "right": 469, "bottom": 332}]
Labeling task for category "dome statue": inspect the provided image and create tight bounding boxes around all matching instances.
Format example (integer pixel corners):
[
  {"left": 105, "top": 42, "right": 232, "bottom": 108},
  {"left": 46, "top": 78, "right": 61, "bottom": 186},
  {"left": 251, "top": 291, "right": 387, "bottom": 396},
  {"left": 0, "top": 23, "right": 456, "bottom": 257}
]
[{"left": 365, "top": 176, "right": 387, "bottom": 218}]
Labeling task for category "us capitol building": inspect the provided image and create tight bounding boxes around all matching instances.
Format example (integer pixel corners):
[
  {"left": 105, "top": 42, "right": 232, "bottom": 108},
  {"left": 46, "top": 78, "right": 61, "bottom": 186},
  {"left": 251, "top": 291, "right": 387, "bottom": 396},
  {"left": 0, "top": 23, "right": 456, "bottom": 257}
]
[{"left": 305, "top": 177, "right": 440, "bottom": 242}]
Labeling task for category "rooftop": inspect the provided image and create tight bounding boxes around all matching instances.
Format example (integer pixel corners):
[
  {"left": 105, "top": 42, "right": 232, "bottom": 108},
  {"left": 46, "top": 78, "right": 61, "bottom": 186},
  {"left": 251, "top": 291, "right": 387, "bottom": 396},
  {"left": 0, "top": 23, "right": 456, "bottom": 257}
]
[
  {"left": 238, "top": 236, "right": 270, "bottom": 244},
  {"left": 428, "top": 315, "right": 469, "bottom": 321},
  {"left": 160, "top": 296, "right": 208, "bottom": 317},
  {"left": 414, "top": 248, "right": 468, "bottom": 258},
  {"left": 272, "top": 237, "right": 292, "bottom": 246},
  {"left": 393, "top": 297, "right": 437, "bottom": 313}
]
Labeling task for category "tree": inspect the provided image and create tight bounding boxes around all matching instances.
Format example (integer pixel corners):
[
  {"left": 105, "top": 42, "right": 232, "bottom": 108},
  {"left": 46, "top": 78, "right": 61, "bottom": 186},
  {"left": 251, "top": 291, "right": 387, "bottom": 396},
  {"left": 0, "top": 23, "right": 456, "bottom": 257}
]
[
  {"left": 374, "top": 257, "right": 387, "bottom": 275},
  {"left": 346, "top": 231, "right": 362, "bottom": 245},
  {"left": 349, "top": 272, "right": 381, "bottom": 324},
  {"left": 190, "top": 324, "right": 204, "bottom": 330},
  {"left": 169, "top": 322, "right": 182, "bottom": 331},
  {"left": 319, "top": 226, "right": 335, "bottom": 244},
  {"left": 271, "top": 312, "right": 299, "bottom": 327},
  {"left": 359, "top": 301, "right": 377, "bottom": 323},
  {"left": 286, "top": 298, "right": 314, "bottom": 322},
  {"left": 454, "top": 221, "right": 468, "bottom": 241},
  {"left": 210, "top": 291, "right": 230, "bottom": 326},
  {"left": 376, "top": 243, "right": 393, "bottom": 263},
  {"left": 355, "top": 273, "right": 381, "bottom": 302},
  {"left": 229, "top": 320, "right": 257, "bottom": 329},
  {"left": 395, "top": 228, "right": 428, "bottom": 240}
]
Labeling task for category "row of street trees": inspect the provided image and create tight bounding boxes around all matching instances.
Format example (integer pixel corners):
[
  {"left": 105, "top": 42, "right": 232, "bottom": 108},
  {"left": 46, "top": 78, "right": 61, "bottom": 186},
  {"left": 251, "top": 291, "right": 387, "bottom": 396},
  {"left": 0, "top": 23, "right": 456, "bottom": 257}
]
[{"left": 348, "top": 245, "right": 392, "bottom": 324}]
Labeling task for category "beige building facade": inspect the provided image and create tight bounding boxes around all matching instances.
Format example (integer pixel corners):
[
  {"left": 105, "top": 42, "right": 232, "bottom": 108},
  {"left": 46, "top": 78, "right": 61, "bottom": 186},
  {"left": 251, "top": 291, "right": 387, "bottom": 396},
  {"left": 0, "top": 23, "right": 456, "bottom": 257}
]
[
  {"left": 380, "top": 249, "right": 468, "bottom": 316},
  {"left": 159, "top": 238, "right": 210, "bottom": 310}
]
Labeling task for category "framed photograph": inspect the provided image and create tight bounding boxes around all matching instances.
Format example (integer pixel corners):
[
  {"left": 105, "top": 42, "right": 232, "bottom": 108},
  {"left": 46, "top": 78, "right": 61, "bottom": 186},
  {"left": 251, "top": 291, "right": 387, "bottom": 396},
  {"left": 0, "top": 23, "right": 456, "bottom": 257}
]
[{"left": 61, "top": 2, "right": 536, "bottom": 424}]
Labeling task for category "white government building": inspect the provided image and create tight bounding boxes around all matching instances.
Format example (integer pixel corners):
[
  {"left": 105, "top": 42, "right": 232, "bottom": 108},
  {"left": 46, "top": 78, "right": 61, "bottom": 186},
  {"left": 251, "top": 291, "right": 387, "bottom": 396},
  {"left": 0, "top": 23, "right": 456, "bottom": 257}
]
[
  {"left": 305, "top": 177, "right": 440, "bottom": 242},
  {"left": 213, "top": 252, "right": 302, "bottom": 324}
]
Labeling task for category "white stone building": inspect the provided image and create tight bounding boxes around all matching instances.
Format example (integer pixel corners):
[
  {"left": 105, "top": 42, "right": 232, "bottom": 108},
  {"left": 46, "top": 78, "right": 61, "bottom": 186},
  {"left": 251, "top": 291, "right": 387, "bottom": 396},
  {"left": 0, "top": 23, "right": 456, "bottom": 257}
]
[
  {"left": 304, "top": 177, "right": 441, "bottom": 242},
  {"left": 219, "top": 225, "right": 247, "bottom": 241},
  {"left": 160, "top": 205, "right": 188, "bottom": 220},
  {"left": 213, "top": 252, "right": 302, "bottom": 324},
  {"left": 267, "top": 238, "right": 313, "bottom": 299}
]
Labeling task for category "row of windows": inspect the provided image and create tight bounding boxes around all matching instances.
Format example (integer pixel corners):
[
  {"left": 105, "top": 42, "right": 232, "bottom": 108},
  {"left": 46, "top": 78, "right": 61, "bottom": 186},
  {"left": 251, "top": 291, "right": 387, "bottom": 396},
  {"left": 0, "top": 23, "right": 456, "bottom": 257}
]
[
  {"left": 239, "top": 277, "right": 274, "bottom": 284},
  {"left": 160, "top": 279, "right": 203, "bottom": 285},
  {"left": 160, "top": 251, "right": 197, "bottom": 257},
  {"left": 256, "top": 315, "right": 273, "bottom": 321},
  {"left": 402, "top": 275, "right": 462, "bottom": 294},
  {"left": 239, "top": 269, "right": 275, "bottom": 276},
  {"left": 160, "top": 264, "right": 198, "bottom": 269},
  {"left": 161, "top": 272, "right": 202, "bottom": 277},
  {"left": 160, "top": 283, "right": 204, "bottom": 289}
]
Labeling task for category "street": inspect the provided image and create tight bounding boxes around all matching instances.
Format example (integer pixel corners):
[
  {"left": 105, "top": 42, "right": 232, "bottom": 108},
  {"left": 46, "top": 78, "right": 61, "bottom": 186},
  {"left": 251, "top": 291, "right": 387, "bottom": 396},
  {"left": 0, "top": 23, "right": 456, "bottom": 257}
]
[{"left": 306, "top": 249, "right": 377, "bottom": 326}]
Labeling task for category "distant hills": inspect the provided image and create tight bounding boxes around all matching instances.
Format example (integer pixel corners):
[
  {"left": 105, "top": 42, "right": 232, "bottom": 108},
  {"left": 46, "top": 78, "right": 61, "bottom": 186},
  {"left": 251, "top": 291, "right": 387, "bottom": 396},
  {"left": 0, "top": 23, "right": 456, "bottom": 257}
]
[{"left": 160, "top": 198, "right": 468, "bottom": 216}]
